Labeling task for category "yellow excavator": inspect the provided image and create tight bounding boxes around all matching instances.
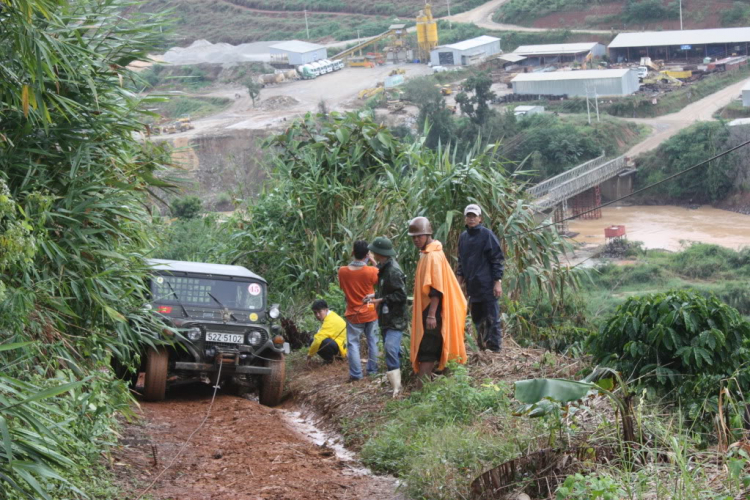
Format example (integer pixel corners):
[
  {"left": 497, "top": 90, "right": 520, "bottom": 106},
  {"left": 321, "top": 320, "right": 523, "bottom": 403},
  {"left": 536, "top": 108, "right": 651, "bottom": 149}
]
[{"left": 359, "top": 87, "right": 384, "bottom": 99}]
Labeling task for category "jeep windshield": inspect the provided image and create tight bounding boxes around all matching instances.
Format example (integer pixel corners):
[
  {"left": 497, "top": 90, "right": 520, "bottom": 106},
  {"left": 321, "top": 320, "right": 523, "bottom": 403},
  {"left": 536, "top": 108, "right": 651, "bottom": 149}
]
[{"left": 151, "top": 275, "right": 264, "bottom": 311}]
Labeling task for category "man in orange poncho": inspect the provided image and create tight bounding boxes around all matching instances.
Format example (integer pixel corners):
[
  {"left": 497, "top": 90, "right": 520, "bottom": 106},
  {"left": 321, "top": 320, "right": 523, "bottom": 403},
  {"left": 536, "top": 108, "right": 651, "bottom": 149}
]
[{"left": 408, "top": 216, "right": 467, "bottom": 389}]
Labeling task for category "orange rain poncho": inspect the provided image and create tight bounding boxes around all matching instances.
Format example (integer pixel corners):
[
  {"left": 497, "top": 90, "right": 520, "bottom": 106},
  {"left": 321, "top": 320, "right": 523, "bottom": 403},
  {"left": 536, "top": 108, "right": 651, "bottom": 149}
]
[{"left": 410, "top": 240, "right": 467, "bottom": 372}]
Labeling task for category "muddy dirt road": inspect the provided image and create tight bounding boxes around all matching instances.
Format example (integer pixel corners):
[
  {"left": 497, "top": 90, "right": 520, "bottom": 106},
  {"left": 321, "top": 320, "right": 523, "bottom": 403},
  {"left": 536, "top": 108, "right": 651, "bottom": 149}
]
[
  {"left": 115, "top": 388, "right": 399, "bottom": 500},
  {"left": 624, "top": 76, "right": 750, "bottom": 157},
  {"left": 153, "top": 63, "right": 431, "bottom": 141}
]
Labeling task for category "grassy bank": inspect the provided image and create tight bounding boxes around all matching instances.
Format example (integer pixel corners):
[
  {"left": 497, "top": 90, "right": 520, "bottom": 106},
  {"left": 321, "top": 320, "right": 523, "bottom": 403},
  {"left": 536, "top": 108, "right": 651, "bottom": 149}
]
[
  {"left": 716, "top": 100, "right": 750, "bottom": 119},
  {"left": 146, "top": 95, "right": 232, "bottom": 122},
  {"left": 584, "top": 242, "right": 750, "bottom": 324}
]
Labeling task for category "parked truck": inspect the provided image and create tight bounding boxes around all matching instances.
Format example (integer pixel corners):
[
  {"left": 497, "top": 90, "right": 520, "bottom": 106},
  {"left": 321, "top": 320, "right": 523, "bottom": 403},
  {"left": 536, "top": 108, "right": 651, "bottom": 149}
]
[{"left": 513, "top": 105, "right": 544, "bottom": 118}]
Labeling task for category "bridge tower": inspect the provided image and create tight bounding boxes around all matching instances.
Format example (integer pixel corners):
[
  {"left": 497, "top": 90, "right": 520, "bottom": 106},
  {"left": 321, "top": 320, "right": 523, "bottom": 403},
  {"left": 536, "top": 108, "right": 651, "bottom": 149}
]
[{"left": 570, "top": 185, "right": 602, "bottom": 219}]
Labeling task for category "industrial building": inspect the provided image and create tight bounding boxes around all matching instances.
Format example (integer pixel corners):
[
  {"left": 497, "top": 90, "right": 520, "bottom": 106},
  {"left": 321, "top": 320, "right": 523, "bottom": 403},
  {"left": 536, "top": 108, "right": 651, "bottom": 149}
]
[
  {"left": 269, "top": 40, "right": 326, "bottom": 66},
  {"left": 512, "top": 69, "right": 640, "bottom": 97},
  {"left": 608, "top": 27, "right": 750, "bottom": 63},
  {"left": 512, "top": 42, "right": 606, "bottom": 65},
  {"left": 430, "top": 35, "right": 501, "bottom": 67},
  {"left": 743, "top": 81, "right": 750, "bottom": 107}
]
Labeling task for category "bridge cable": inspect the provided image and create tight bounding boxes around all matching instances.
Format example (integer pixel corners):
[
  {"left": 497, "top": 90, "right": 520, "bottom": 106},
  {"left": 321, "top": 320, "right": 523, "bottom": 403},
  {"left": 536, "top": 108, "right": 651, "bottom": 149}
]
[
  {"left": 507, "top": 137, "right": 750, "bottom": 240},
  {"left": 135, "top": 360, "right": 224, "bottom": 500}
]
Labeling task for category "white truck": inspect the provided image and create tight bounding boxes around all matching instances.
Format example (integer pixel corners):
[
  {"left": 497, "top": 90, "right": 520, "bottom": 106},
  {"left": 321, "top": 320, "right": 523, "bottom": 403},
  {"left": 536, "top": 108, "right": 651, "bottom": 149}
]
[{"left": 514, "top": 105, "right": 545, "bottom": 118}]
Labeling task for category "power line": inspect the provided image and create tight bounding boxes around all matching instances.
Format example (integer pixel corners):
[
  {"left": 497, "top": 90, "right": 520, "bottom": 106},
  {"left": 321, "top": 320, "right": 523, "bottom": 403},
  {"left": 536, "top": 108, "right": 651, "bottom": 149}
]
[{"left": 507, "top": 137, "right": 750, "bottom": 240}]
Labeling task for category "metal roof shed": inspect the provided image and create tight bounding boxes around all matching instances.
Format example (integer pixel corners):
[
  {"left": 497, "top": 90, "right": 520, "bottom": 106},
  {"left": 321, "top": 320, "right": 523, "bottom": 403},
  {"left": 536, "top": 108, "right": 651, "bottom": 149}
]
[
  {"left": 512, "top": 69, "right": 639, "bottom": 97},
  {"left": 269, "top": 40, "right": 327, "bottom": 66},
  {"left": 430, "top": 35, "right": 501, "bottom": 66},
  {"left": 514, "top": 42, "right": 605, "bottom": 58},
  {"left": 609, "top": 27, "right": 750, "bottom": 62}
]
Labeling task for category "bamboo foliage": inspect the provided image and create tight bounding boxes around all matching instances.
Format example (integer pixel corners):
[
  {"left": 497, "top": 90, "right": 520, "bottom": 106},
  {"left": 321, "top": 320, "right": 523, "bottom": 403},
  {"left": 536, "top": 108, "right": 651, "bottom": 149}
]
[
  {"left": 230, "top": 111, "right": 581, "bottom": 309},
  {"left": 1, "top": 0, "right": 173, "bottom": 496}
]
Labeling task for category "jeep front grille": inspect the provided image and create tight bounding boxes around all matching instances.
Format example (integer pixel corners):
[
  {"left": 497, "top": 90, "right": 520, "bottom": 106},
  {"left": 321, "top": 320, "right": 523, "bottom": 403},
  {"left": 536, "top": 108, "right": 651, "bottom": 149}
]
[{"left": 206, "top": 341, "right": 239, "bottom": 351}]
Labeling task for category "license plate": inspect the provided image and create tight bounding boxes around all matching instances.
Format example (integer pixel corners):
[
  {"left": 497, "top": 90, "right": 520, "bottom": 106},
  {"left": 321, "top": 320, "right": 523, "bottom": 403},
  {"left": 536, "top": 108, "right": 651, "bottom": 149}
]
[{"left": 206, "top": 332, "right": 244, "bottom": 343}]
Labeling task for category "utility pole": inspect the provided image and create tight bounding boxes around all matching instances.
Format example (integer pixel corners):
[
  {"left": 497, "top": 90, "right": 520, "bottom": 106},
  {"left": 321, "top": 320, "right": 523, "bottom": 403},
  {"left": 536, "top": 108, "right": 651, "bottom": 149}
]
[
  {"left": 594, "top": 87, "right": 600, "bottom": 122},
  {"left": 585, "top": 84, "right": 591, "bottom": 124},
  {"left": 447, "top": 0, "right": 452, "bottom": 29},
  {"left": 679, "top": 0, "right": 683, "bottom": 30},
  {"left": 304, "top": 9, "right": 310, "bottom": 39}
]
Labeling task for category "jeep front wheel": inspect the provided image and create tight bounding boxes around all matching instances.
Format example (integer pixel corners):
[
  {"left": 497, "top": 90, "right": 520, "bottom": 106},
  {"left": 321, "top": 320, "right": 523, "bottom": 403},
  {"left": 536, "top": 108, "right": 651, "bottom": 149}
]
[
  {"left": 259, "top": 353, "right": 285, "bottom": 407},
  {"left": 144, "top": 347, "right": 168, "bottom": 402}
]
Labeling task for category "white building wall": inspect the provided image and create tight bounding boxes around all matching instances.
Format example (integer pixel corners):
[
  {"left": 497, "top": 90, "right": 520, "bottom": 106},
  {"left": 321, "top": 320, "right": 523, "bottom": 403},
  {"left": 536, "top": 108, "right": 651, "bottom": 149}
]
[
  {"left": 430, "top": 39, "right": 502, "bottom": 66},
  {"left": 743, "top": 83, "right": 750, "bottom": 107},
  {"left": 513, "top": 70, "right": 639, "bottom": 97},
  {"left": 270, "top": 47, "right": 327, "bottom": 66}
]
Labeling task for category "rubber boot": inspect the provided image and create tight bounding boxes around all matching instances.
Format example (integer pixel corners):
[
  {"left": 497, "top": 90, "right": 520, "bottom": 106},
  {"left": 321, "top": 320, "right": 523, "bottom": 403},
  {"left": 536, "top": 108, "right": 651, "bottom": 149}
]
[{"left": 386, "top": 369, "right": 402, "bottom": 397}]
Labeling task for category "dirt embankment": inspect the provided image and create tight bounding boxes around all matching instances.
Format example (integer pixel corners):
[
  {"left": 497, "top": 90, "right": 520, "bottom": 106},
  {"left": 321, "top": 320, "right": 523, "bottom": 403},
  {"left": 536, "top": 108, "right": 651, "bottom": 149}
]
[
  {"left": 113, "top": 388, "right": 399, "bottom": 499},
  {"left": 289, "top": 344, "right": 583, "bottom": 449}
]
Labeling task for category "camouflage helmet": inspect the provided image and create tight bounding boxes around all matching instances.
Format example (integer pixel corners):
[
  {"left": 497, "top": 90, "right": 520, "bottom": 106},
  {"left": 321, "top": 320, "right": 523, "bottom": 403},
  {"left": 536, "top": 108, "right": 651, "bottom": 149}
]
[{"left": 407, "top": 216, "right": 433, "bottom": 236}]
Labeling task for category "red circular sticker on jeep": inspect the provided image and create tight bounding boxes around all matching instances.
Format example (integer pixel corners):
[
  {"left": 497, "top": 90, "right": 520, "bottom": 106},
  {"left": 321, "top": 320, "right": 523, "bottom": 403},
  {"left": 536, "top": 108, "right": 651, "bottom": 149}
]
[{"left": 248, "top": 283, "right": 261, "bottom": 295}]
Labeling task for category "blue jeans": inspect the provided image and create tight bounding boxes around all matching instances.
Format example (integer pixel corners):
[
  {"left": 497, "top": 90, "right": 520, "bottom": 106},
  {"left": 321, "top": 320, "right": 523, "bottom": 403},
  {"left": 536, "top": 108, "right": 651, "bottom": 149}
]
[
  {"left": 346, "top": 320, "right": 379, "bottom": 379},
  {"left": 382, "top": 329, "right": 403, "bottom": 371}
]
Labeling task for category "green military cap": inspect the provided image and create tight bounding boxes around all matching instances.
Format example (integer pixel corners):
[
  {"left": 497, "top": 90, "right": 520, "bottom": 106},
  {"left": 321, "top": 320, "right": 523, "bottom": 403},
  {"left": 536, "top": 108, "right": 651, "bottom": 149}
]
[{"left": 368, "top": 237, "right": 396, "bottom": 257}]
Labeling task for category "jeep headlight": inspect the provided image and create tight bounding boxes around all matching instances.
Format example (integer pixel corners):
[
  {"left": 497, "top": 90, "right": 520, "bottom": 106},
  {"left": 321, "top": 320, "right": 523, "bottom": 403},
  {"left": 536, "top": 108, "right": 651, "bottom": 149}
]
[
  {"left": 269, "top": 304, "right": 280, "bottom": 319},
  {"left": 247, "top": 330, "right": 263, "bottom": 346},
  {"left": 187, "top": 327, "right": 202, "bottom": 341}
]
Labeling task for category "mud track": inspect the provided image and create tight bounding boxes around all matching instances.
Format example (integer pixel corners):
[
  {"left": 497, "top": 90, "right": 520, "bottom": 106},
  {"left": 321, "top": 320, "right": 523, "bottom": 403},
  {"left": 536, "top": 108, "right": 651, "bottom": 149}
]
[{"left": 114, "top": 387, "right": 399, "bottom": 499}]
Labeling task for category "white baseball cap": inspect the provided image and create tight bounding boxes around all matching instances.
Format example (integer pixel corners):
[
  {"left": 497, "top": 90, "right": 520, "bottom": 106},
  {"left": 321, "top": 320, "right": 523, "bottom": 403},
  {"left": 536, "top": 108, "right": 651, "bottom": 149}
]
[{"left": 464, "top": 203, "right": 482, "bottom": 216}]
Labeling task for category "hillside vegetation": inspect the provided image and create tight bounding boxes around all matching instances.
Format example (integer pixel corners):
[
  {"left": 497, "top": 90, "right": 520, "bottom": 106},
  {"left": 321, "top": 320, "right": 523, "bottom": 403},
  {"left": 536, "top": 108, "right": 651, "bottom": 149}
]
[
  {"left": 136, "top": 0, "right": 484, "bottom": 46},
  {"left": 495, "top": 0, "right": 742, "bottom": 31}
]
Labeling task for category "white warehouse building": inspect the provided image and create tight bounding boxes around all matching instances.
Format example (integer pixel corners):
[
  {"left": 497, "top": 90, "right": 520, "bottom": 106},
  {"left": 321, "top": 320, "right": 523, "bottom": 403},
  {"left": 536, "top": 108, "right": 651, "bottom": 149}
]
[
  {"left": 512, "top": 69, "right": 640, "bottom": 97},
  {"left": 743, "top": 81, "right": 750, "bottom": 107},
  {"left": 269, "top": 40, "right": 327, "bottom": 66},
  {"left": 430, "top": 35, "right": 501, "bottom": 66}
]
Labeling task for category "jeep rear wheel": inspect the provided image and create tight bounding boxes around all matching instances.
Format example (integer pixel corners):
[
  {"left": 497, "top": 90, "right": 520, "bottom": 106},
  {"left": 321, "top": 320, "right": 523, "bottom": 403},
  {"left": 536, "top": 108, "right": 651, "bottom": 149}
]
[
  {"left": 144, "top": 347, "right": 168, "bottom": 402},
  {"left": 259, "top": 353, "right": 285, "bottom": 407}
]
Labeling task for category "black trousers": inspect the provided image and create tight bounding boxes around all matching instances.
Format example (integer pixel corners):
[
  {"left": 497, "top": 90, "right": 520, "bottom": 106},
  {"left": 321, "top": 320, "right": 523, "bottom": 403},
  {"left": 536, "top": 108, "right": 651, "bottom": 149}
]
[
  {"left": 317, "top": 338, "right": 341, "bottom": 363},
  {"left": 470, "top": 299, "right": 502, "bottom": 352}
]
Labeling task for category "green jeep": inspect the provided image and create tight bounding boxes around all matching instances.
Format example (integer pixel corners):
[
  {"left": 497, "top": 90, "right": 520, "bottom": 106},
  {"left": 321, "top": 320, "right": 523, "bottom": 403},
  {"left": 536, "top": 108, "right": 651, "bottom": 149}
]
[{"left": 140, "top": 259, "right": 288, "bottom": 406}]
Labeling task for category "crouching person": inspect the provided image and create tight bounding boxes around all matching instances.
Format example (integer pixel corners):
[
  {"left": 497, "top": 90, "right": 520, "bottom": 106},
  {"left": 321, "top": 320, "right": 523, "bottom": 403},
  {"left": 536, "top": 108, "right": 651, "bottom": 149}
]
[
  {"left": 307, "top": 300, "right": 347, "bottom": 364},
  {"left": 367, "top": 237, "right": 408, "bottom": 397}
]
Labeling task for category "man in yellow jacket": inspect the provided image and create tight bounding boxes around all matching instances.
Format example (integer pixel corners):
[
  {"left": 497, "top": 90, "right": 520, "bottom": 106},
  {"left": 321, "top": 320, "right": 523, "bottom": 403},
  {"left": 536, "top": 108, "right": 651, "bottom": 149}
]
[
  {"left": 308, "top": 299, "right": 348, "bottom": 363},
  {"left": 408, "top": 217, "right": 467, "bottom": 389}
]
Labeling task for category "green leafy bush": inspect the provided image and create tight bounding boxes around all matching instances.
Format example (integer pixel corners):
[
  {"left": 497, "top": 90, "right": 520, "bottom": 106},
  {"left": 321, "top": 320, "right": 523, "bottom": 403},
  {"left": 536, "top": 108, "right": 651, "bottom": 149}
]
[
  {"left": 556, "top": 473, "right": 626, "bottom": 500},
  {"left": 360, "top": 364, "right": 518, "bottom": 499},
  {"left": 171, "top": 195, "right": 203, "bottom": 219},
  {"left": 588, "top": 290, "right": 750, "bottom": 417}
]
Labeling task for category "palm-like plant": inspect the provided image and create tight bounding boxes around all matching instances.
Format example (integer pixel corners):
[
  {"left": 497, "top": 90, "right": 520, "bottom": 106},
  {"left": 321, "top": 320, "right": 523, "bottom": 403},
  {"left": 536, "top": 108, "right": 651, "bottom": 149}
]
[{"left": 1, "top": 0, "right": 173, "bottom": 496}]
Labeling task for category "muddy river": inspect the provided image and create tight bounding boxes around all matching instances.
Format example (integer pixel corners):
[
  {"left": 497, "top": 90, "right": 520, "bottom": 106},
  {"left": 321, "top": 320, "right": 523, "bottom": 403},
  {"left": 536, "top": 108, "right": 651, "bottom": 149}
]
[{"left": 567, "top": 205, "right": 750, "bottom": 251}]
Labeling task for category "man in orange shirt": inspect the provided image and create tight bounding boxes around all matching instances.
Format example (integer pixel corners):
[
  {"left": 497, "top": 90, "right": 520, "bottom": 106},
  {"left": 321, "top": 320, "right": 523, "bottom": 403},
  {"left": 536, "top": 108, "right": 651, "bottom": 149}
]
[
  {"left": 408, "top": 217, "right": 467, "bottom": 390},
  {"left": 338, "top": 240, "right": 380, "bottom": 382}
]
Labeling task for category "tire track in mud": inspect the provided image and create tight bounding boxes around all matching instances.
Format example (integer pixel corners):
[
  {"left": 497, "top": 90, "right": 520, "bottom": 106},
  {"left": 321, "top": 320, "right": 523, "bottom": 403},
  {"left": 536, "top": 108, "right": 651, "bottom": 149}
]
[{"left": 113, "top": 389, "right": 399, "bottom": 500}]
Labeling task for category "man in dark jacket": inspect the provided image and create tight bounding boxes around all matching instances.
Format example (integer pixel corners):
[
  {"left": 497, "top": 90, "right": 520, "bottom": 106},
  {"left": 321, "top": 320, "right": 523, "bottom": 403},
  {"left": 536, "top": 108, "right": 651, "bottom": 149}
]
[
  {"left": 456, "top": 204, "right": 505, "bottom": 352},
  {"left": 366, "top": 237, "right": 408, "bottom": 396}
]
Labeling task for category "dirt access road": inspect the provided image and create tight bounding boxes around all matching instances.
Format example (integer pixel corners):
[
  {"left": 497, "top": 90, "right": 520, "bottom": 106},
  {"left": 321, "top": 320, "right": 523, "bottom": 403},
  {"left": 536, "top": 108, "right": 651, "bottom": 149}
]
[
  {"left": 625, "top": 75, "right": 750, "bottom": 157},
  {"left": 114, "top": 388, "right": 400, "bottom": 500},
  {"left": 443, "top": 0, "right": 611, "bottom": 33},
  {"left": 154, "top": 63, "right": 431, "bottom": 140}
]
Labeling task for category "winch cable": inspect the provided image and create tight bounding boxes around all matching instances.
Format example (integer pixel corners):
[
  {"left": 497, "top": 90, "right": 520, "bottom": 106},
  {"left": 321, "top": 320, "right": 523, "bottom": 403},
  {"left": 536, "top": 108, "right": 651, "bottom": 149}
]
[
  {"left": 135, "top": 360, "right": 224, "bottom": 500},
  {"left": 505, "top": 137, "right": 750, "bottom": 240}
]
